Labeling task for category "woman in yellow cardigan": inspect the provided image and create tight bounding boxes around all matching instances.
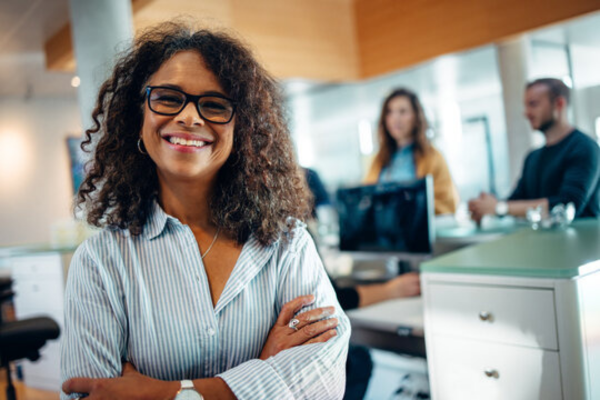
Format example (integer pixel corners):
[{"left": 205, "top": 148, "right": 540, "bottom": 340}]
[{"left": 364, "top": 88, "right": 459, "bottom": 215}]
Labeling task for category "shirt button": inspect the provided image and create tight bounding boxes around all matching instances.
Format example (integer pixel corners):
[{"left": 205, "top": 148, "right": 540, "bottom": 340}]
[{"left": 207, "top": 328, "right": 216, "bottom": 336}]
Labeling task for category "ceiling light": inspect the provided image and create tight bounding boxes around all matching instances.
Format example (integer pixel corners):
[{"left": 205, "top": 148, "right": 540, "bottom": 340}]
[{"left": 71, "top": 76, "right": 80, "bottom": 88}]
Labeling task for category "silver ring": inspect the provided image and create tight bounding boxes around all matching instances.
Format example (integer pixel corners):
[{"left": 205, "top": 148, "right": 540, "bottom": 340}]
[{"left": 288, "top": 318, "right": 300, "bottom": 331}]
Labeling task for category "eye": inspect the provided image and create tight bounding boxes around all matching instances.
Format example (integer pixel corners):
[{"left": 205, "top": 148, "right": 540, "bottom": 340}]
[
  {"left": 200, "top": 98, "right": 231, "bottom": 113},
  {"left": 149, "top": 88, "right": 185, "bottom": 106},
  {"left": 154, "top": 94, "right": 183, "bottom": 105}
]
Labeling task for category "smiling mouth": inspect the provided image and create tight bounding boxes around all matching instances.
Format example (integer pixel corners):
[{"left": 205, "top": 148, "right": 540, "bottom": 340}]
[{"left": 163, "top": 136, "right": 211, "bottom": 148}]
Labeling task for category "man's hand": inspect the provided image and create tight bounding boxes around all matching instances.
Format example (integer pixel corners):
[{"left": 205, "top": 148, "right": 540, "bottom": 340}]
[
  {"left": 357, "top": 271, "right": 421, "bottom": 308},
  {"left": 468, "top": 192, "right": 499, "bottom": 223},
  {"left": 259, "top": 295, "right": 338, "bottom": 360},
  {"left": 383, "top": 272, "right": 421, "bottom": 299},
  {"left": 62, "top": 362, "right": 178, "bottom": 400}
]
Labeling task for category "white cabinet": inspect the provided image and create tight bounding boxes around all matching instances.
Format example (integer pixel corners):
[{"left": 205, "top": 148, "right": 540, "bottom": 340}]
[
  {"left": 422, "top": 272, "right": 598, "bottom": 400},
  {"left": 427, "top": 283, "right": 558, "bottom": 349},
  {"left": 431, "top": 336, "right": 562, "bottom": 400},
  {"left": 9, "top": 251, "right": 71, "bottom": 391}
]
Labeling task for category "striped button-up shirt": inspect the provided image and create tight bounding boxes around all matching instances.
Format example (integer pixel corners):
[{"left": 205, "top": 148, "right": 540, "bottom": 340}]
[{"left": 60, "top": 202, "right": 350, "bottom": 399}]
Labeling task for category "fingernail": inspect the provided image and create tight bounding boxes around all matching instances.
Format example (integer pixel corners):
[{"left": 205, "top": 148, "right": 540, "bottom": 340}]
[
  {"left": 329, "top": 330, "right": 337, "bottom": 336},
  {"left": 306, "top": 294, "right": 315, "bottom": 303}
]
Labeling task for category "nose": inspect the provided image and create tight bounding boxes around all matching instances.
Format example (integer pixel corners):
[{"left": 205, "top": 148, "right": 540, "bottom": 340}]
[{"left": 175, "top": 101, "right": 205, "bottom": 127}]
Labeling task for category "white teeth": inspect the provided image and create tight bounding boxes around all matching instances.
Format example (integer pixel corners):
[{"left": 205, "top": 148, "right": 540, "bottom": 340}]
[{"left": 168, "top": 137, "right": 207, "bottom": 147}]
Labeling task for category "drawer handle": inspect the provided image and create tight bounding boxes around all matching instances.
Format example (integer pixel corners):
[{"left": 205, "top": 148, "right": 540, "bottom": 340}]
[
  {"left": 478, "top": 311, "right": 493, "bottom": 322},
  {"left": 484, "top": 369, "right": 499, "bottom": 379}
]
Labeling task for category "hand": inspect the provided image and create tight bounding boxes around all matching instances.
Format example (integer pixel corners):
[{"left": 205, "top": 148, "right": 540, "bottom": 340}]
[
  {"left": 468, "top": 192, "right": 498, "bottom": 223},
  {"left": 259, "top": 295, "right": 338, "bottom": 360},
  {"left": 62, "top": 362, "right": 178, "bottom": 400},
  {"left": 384, "top": 272, "right": 421, "bottom": 298}
]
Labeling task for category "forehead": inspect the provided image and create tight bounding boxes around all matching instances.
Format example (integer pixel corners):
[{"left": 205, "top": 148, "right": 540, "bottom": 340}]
[
  {"left": 388, "top": 95, "right": 412, "bottom": 109},
  {"left": 148, "top": 50, "right": 224, "bottom": 93},
  {"left": 525, "top": 84, "right": 550, "bottom": 101}
]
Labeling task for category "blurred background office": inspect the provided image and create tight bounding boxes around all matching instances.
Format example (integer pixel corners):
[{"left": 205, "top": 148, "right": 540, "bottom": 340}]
[
  {"left": 2, "top": 1, "right": 600, "bottom": 399},
  {"left": 2, "top": 0, "right": 600, "bottom": 248}
]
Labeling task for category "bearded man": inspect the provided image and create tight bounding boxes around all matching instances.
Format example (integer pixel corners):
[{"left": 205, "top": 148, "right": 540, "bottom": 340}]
[{"left": 469, "top": 78, "right": 600, "bottom": 222}]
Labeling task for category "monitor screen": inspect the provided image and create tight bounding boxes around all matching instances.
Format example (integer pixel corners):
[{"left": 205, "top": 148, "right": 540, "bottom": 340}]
[{"left": 336, "top": 176, "right": 434, "bottom": 254}]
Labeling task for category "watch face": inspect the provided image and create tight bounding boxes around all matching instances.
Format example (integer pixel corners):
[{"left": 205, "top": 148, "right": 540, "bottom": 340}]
[
  {"left": 175, "top": 389, "right": 204, "bottom": 400},
  {"left": 496, "top": 201, "right": 508, "bottom": 216}
]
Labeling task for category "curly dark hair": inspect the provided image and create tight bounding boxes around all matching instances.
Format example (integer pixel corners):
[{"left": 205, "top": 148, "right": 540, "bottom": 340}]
[{"left": 76, "top": 20, "right": 310, "bottom": 246}]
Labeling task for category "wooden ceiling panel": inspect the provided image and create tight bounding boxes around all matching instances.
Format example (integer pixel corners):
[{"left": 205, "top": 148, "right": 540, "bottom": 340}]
[
  {"left": 231, "top": 0, "right": 358, "bottom": 80},
  {"left": 43, "top": 0, "right": 600, "bottom": 80},
  {"left": 355, "top": 0, "right": 600, "bottom": 78},
  {"left": 133, "top": 0, "right": 233, "bottom": 33},
  {"left": 44, "top": 0, "right": 358, "bottom": 81}
]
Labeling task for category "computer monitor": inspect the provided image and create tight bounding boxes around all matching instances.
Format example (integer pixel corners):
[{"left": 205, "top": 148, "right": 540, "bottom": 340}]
[{"left": 336, "top": 175, "right": 435, "bottom": 254}]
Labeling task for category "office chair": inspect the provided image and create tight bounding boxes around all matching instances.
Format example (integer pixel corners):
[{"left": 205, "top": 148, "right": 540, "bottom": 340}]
[{"left": 0, "top": 276, "right": 60, "bottom": 400}]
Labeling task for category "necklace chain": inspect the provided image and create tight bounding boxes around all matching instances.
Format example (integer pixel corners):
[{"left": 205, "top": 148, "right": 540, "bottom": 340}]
[{"left": 201, "top": 228, "right": 220, "bottom": 260}]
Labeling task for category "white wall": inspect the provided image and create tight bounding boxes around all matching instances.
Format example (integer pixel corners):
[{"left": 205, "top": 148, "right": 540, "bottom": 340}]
[
  {"left": 574, "top": 85, "right": 600, "bottom": 139},
  {"left": 0, "top": 97, "right": 81, "bottom": 246}
]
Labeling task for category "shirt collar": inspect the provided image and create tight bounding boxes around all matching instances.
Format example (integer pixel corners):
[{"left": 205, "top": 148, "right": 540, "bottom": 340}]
[
  {"left": 397, "top": 143, "right": 414, "bottom": 155},
  {"left": 143, "top": 200, "right": 177, "bottom": 240}
]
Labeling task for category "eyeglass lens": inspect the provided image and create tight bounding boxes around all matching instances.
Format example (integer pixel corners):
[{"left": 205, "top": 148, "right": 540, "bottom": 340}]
[{"left": 148, "top": 87, "right": 234, "bottom": 123}]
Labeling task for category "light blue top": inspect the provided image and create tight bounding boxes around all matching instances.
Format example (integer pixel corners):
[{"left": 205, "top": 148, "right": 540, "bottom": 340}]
[
  {"left": 379, "top": 144, "right": 416, "bottom": 183},
  {"left": 60, "top": 202, "right": 350, "bottom": 399}
]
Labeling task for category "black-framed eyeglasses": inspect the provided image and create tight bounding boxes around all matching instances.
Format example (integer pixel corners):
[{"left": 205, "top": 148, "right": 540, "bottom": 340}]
[{"left": 145, "top": 86, "right": 236, "bottom": 124}]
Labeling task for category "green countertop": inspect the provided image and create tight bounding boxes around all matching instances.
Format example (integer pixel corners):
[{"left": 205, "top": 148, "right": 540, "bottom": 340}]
[{"left": 422, "top": 218, "right": 600, "bottom": 279}]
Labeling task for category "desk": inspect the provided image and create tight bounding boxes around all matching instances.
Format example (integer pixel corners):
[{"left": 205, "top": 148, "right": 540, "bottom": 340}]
[
  {"left": 323, "top": 216, "right": 522, "bottom": 284},
  {"left": 346, "top": 297, "right": 426, "bottom": 358},
  {"left": 421, "top": 219, "right": 600, "bottom": 400},
  {"left": 433, "top": 216, "right": 523, "bottom": 255}
]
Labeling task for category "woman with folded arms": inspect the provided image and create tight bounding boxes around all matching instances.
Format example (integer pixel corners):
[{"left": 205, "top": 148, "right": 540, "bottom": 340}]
[{"left": 61, "top": 21, "right": 349, "bottom": 400}]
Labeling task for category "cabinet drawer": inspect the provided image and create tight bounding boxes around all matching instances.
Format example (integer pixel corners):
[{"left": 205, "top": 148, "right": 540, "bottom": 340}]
[
  {"left": 428, "top": 283, "right": 557, "bottom": 350},
  {"left": 431, "top": 336, "right": 561, "bottom": 400},
  {"left": 10, "top": 254, "right": 63, "bottom": 279}
]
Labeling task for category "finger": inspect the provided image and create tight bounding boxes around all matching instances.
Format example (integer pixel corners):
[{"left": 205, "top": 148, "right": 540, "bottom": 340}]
[
  {"left": 293, "top": 306, "right": 335, "bottom": 330},
  {"left": 276, "top": 295, "right": 315, "bottom": 326},
  {"left": 62, "top": 377, "right": 94, "bottom": 394},
  {"left": 292, "top": 318, "right": 339, "bottom": 345},
  {"left": 303, "top": 329, "right": 338, "bottom": 345}
]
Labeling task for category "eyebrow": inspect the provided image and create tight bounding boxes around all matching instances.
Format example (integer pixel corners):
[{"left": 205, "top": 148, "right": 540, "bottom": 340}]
[{"left": 153, "top": 83, "right": 228, "bottom": 98}]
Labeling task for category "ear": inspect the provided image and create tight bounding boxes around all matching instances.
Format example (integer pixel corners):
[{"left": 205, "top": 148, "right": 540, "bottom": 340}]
[{"left": 554, "top": 96, "right": 567, "bottom": 112}]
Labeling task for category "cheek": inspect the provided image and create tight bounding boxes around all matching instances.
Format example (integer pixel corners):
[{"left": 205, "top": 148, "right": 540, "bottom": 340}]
[
  {"left": 385, "top": 114, "right": 396, "bottom": 128},
  {"left": 217, "top": 127, "right": 235, "bottom": 156},
  {"left": 141, "top": 113, "right": 168, "bottom": 139}
]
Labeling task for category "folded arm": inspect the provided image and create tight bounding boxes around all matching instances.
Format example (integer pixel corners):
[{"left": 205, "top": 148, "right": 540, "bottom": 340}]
[{"left": 217, "top": 230, "right": 351, "bottom": 400}]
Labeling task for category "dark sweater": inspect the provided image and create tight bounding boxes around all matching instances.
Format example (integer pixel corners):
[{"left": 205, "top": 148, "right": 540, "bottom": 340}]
[{"left": 508, "top": 129, "right": 600, "bottom": 217}]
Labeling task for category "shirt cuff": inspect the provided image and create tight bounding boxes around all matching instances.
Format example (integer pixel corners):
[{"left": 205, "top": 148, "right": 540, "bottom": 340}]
[{"left": 217, "top": 358, "right": 295, "bottom": 400}]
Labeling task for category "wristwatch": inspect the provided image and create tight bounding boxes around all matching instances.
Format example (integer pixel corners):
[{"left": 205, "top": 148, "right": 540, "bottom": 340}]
[
  {"left": 174, "top": 380, "right": 204, "bottom": 400},
  {"left": 495, "top": 201, "right": 509, "bottom": 217}
]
